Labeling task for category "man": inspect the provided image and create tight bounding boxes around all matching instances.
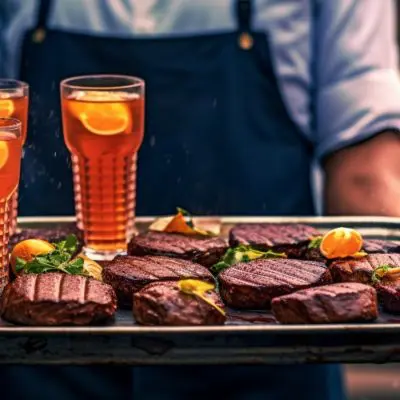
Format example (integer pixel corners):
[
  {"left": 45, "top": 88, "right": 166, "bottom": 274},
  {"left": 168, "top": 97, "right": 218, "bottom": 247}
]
[{"left": 1, "top": 0, "right": 400, "bottom": 398}]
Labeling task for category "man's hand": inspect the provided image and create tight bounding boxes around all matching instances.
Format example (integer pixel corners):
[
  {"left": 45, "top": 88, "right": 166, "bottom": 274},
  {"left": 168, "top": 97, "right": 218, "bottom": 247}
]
[{"left": 324, "top": 132, "right": 400, "bottom": 216}]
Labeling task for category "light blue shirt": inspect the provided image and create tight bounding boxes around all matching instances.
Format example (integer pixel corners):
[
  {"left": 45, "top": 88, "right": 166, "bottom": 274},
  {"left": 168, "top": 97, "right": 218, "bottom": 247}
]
[{"left": 1, "top": 0, "right": 400, "bottom": 162}]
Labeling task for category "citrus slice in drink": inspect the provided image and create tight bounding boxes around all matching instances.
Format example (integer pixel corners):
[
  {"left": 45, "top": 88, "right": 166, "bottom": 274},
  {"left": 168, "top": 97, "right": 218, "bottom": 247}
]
[
  {"left": 0, "top": 141, "right": 9, "bottom": 170},
  {"left": 0, "top": 99, "right": 14, "bottom": 118},
  {"left": 70, "top": 91, "right": 131, "bottom": 136}
]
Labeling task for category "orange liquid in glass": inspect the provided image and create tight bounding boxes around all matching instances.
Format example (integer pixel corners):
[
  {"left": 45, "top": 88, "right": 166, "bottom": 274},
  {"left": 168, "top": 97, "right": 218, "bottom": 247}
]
[
  {"left": 0, "top": 132, "right": 22, "bottom": 290},
  {"left": 0, "top": 96, "right": 28, "bottom": 144},
  {"left": 62, "top": 92, "right": 144, "bottom": 254}
]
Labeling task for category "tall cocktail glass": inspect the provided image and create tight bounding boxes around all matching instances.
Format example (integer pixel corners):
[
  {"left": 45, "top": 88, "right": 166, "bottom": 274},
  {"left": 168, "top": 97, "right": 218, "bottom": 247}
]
[
  {"left": 0, "top": 118, "right": 22, "bottom": 292},
  {"left": 0, "top": 80, "right": 29, "bottom": 235},
  {"left": 61, "top": 75, "right": 145, "bottom": 260}
]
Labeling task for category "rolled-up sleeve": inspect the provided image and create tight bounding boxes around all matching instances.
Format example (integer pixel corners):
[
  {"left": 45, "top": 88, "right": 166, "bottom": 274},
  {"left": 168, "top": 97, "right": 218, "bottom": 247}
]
[{"left": 315, "top": 0, "right": 400, "bottom": 159}]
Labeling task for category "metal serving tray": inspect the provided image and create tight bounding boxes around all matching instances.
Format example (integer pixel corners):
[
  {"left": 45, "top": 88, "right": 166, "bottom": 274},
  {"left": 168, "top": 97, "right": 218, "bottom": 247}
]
[{"left": 2, "top": 216, "right": 400, "bottom": 366}]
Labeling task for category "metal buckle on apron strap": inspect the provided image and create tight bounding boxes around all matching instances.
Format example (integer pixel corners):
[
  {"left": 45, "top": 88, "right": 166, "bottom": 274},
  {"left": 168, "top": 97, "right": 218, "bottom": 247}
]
[
  {"left": 238, "top": 32, "right": 253, "bottom": 50},
  {"left": 32, "top": 28, "right": 46, "bottom": 44}
]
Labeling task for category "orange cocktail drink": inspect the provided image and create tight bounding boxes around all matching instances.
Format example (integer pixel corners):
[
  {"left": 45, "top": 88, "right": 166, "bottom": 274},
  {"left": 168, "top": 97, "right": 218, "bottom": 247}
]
[
  {"left": 0, "top": 80, "right": 29, "bottom": 235},
  {"left": 61, "top": 75, "right": 145, "bottom": 260},
  {"left": 0, "top": 118, "right": 22, "bottom": 292}
]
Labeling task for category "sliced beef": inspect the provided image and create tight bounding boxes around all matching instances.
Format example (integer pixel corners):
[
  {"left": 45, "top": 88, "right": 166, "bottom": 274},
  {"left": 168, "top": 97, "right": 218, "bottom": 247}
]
[
  {"left": 271, "top": 282, "right": 378, "bottom": 324},
  {"left": 9, "top": 224, "right": 83, "bottom": 253},
  {"left": 229, "top": 223, "right": 321, "bottom": 258},
  {"left": 128, "top": 231, "right": 228, "bottom": 268},
  {"left": 363, "top": 239, "right": 400, "bottom": 254},
  {"left": 375, "top": 280, "right": 400, "bottom": 313},
  {"left": 329, "top": 253, "right": 400, "bottom": 284},
  {"left": 218, "top": 258, "right": 331, "bottom": 309},
  {"left": 102, "top": 255, "right": 214, "bottom": 307},
  {"left": 133, "top": 281, "right": 226, "bottom": 326},
  {"left": 0, "top": 272, "right": 116, "bottom": 326}
]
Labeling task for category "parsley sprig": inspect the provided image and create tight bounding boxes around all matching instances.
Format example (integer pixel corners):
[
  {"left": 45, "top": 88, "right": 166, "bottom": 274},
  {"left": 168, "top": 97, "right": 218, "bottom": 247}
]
[
  {"left": 211, "top": 245, "right": 286, "bottom": 275},
  {"left": 308, "top": 236, "right": 323, "bottom": 250},
  {"left": 372, "top": 264, "right": 400, "bottom": 283},
  {"left": 15, "top": 235, "right": 84, "bottom": 275}
]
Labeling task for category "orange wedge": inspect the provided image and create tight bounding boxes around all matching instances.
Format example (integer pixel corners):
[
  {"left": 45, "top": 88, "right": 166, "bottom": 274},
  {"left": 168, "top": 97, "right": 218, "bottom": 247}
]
[
  {"left": 320, "top": 227, "right": 363, "bottom": 259},
  {"left": 0, "top": 99, "right": 14, "bottom": 118},
  {"left": 10, "top": 239, "right": 55, "bottom": 275},
  {"left": 0, "top": 141, "right": 8, "bottom": 170},
  {"left": 164, "top": 213, "right": 197, "bottom": 235},
  {"left": 70, "top": 91, "right": 130, "bottom": 136}
]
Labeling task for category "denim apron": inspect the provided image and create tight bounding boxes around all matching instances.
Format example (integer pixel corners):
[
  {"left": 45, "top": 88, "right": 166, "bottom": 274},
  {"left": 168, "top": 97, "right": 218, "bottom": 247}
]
[{"left": 3, "top": 0, "right": 345, "bottom": 399}]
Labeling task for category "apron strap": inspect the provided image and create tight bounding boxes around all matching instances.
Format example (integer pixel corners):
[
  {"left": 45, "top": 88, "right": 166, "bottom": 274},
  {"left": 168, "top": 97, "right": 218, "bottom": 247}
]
[
  {"left": 236, "top": 0, "right": 254, "bottom": 50},
  {"left": 31, "top": 0, "right": 52, "bottom": 44}
]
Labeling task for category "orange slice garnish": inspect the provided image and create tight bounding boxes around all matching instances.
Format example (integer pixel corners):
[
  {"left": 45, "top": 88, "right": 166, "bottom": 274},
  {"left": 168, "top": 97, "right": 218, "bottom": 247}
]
[
  {"left": 70, "top": 91, "right": 131, "bottom": 136},
  {"left": 10, "top": 239, "right": 55, "bottom": 275},
  {"left": 320, "top": 227, "right": 364, "bottom": 259},
  {"left": 0, "top": 99, "right": 14, "bottom": 118},
  {"left": 164, "top": 213, "right": 197, "bottom": 235},
  {"left": 0, "top": 141, "right": 9, "bottom": 170}
]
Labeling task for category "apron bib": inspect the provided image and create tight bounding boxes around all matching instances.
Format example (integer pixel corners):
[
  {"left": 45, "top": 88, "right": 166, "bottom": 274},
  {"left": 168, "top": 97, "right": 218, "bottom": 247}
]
[
  {"left": 18, "top": 0, "right": 314, "bottom": 217},
  {"left": 2, "top": 1, "right": 345, "bottom": 399}
]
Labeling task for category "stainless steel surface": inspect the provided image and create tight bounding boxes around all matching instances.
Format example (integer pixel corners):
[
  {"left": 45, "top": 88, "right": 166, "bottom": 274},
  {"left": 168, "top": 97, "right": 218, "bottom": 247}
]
[{"left": 1, "top": 216, "right": 400, "bottom": 365}]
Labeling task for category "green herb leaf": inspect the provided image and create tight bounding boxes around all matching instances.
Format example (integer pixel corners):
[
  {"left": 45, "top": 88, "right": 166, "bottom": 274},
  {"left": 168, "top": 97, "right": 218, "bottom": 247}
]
[
  {"left": 308, "top": 236, "right": 323, "bottom": 250},
  {"left": 16, "top": 235, "right": 86, "bottom": 277},
  {"left": 176, "top": 207, "right": 194, "bottom": 228},
  {"left": 15, "top": 257, "right": 27, "bottom": 273},
  {"left": 372, "top": 264, "right": 396, "bottom": 283},
  {"left": 211, "top": 245, "right": 286, "bottom": 275}
]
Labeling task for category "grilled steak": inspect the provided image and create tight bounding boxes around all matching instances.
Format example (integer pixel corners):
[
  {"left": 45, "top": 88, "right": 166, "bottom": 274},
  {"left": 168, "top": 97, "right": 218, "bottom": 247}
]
[
  {"left": 0, "top": 273, "right": 116, "bottom": 326},
  {"left": 102, "top": 255, "right": 214, "bottom": 307},
  {"left": 363, "top": 239, "right": 400, "bottom": 254},
  {"left": 375, "top": 280, "right": 400, "bottom": 313},
  {"left": 133, "top": 281, "right": 226, "bottom": 326},
  {"left": 229, "top": 223, "right": 321, "bottom": 258},
  {"left": 329, "top": 253, "right": 400, "bottom": 284},
  {"left": 271, "top": 282, "right": 378, "bottom": 324},
  {"left": 9, "top": 224, "right": 83, "bottom": 252},
  {"left": 128, "top": 231, "right": 228, "bottom": 268},
  {"left": 218, "top": 258, "right": 332, "bottom": 309}
]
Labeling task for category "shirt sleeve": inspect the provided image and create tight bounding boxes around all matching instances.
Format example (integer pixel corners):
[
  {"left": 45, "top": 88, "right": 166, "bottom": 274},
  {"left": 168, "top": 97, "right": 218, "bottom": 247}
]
[{"left": 315, "top": 0, "right": 400, "bottom": 159}]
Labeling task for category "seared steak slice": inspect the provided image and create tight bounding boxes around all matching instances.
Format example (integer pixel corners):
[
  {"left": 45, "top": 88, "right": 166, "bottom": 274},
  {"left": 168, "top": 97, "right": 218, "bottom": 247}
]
[
  {"left": 102, "top": 255, "right": 214, "bottom": 307},
  {"left": 329, "top": 253, "right": 400, "bottom": 284},
  {"left": 133, "top": 281, "right": 226, "bottom": 326},
  {"left": 0, "top": 273, "right": 116, "bottom": 326},
  {"left": 363, "top": 239, "right": 400, "bottom": 254},
  {"left": 229, "top": 223, "right": 321, "bottom": 258},
  {"left": 271, "top": 282, "right": 378, "bottom": 324},
  {"left": 375, "top": 280, "right": 400, "bottom": 313},
  {"left": 218, "top": 258, "right": 331, "bottom": 309},
  {"left": 128, "top": 231, "right": 228, "bottom": 268},
  {"left": 9, "top": 224, "right": 83, "bottom": 253}
]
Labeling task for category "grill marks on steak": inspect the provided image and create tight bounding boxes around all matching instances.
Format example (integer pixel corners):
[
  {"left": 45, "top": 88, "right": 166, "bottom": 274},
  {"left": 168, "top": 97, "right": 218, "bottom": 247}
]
[
  {"left": 229, "top": 223, "right": 321, "bottom": 258},
  {"left": 363, "top": 239, "right": 400, "bottom": 254},
  {"left": 329, "top": 253, "right": 400, "bottom": 284},
  {"left": 271, "top": 282, "right": 378, "bottom": 324},
  {"left": 102, "top": 255, "right": 214, "bottom": 307},
  {"left": 218, "top": 258, "right": 332, "bottom": 309},
  {"left": 0, "top": 273, "right": 116, "bottom": 326},
  {"left": 128, "top": 231, "right": 228, "bottom": 267},
  {"left": 133, "top": 281, "right": 226, "bottom": 326}
]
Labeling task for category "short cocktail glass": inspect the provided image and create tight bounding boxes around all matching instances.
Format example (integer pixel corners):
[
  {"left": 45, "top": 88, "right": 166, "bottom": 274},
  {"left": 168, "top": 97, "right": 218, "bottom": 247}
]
[
  {"left": 0, "top": 118, "right": 22, "bottom": 292},
  {"left": 61, "top": 75, "right": 145, "bottom": 260},
  {"left": 0, "top": 80, "right": 29, "bottom": 235}
]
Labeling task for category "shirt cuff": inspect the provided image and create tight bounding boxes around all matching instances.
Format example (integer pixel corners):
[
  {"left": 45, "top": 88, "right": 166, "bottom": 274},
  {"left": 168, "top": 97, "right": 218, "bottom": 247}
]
[{"left": 316, "top": 68, "right": 400, "bottom": 159}]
